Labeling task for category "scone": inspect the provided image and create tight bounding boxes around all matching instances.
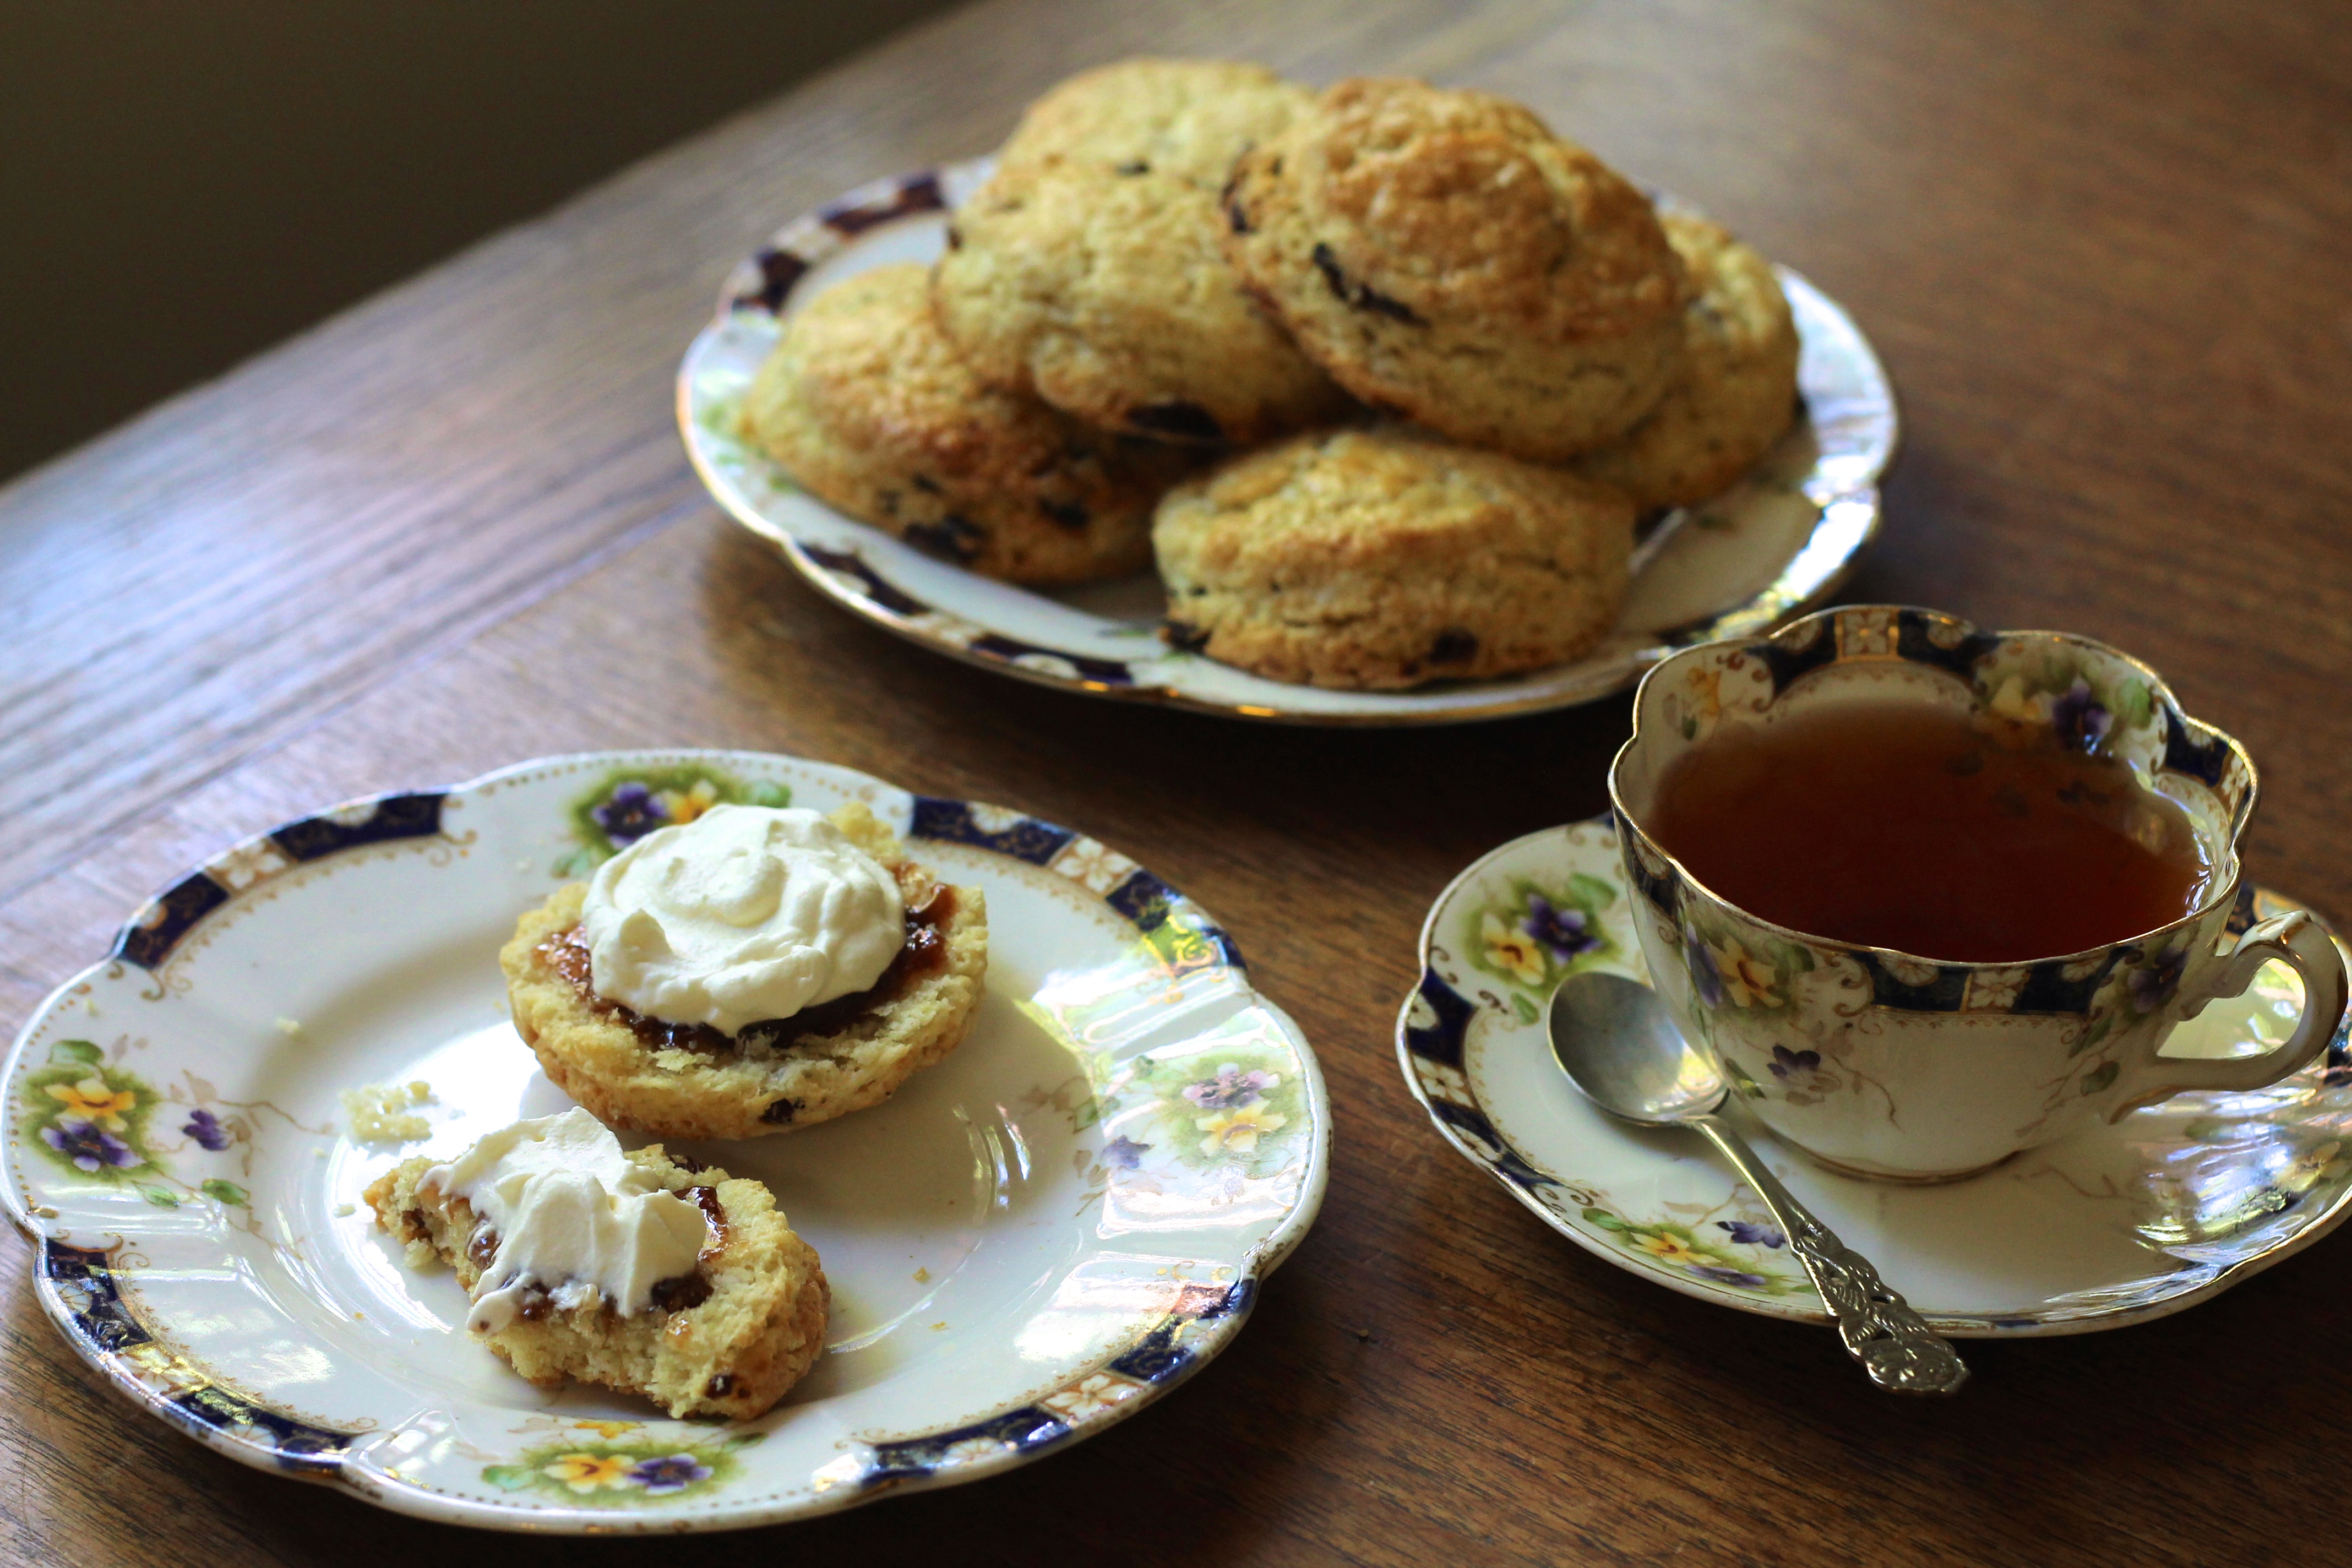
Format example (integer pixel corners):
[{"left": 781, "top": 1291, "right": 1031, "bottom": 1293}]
[
  {"left": 1222, "top": 78, "right": 1688, "bottom": 462},
  {"left": 504, "top": 803, "right": 987, "bottom": 1142},
  {"left": 365, "top": 1109, "right": 828, "bottom": 1420},
  {"left": 933, "top": 160, "right": 1352, "bottom": 445},
  {"left": 1153, "top": 426, "right": 1634, "bottom": 689},
  {"left": 1575, "top": 214, "right": 1801, "bottom": 509},
  {"left": 998, "top": 57, "right": 1312, "bottom": 188},
  {"left": 739, "top": 263, "right": 1186, "bottom": 583}
]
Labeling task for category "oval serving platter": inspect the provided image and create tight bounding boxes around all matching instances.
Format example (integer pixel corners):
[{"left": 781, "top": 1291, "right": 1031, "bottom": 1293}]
[
  {"left": 1397, "top": 817, "right": 2352, "bottom": 1335},
  {"left": 3, "top": 750, "right": 1327, "bottom": 1532},
  {"left": 678, "top": 160, "right": 1899, "bottom": 726}
]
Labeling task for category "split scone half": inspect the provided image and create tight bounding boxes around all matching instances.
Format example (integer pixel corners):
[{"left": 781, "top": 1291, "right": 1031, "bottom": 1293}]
[
  {"left": 364, "top": 1113, "right": 828, "bottom": 1420},
  {"left": 503, "top": 803, "right": 988, "bottom": 1141}
]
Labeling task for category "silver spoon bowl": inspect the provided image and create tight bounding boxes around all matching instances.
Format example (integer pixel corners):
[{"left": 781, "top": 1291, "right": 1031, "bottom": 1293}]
[{"left": 1548, "top": 971, "right": 1970, "bottom": 1395}]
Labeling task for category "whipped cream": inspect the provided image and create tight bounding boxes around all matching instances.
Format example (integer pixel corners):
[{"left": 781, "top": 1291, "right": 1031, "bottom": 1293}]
[
  {"left": 582, "top": 804, "right": 904, "bottom": 1037},
  {"left": 423, "top": 1108, "right": 707, "bottom": 1333}
]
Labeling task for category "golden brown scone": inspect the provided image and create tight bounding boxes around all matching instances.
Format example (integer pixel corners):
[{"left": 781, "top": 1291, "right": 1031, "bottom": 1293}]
[
  {"left": 364, "top": 1146, "right": 827, "bottom": 1420},
  {"left": 998, "top": 57, "right": 1312, "bottom": 188},
  {"left": 1222, "top": 78, "right": 1687, "bottom": 461},
  {"left": 1152, "top": 426, "right": 1633, "bottom": 689},
  {"left": 503, "top": 804, "right": 988, "bottom": 1141},
  {"left": 1575, "top": 214, "right": 1801, "bottom": 509},
  {"left": 934, "top": 161, "right": 1352, "bottom": 445},
  {"left": 739, "top": 263, "right": 1190, "bottom": 583}
]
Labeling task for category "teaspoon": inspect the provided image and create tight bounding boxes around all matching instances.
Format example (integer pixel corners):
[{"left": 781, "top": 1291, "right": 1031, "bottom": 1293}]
[{"left": 1546, "top": 970, "right": 1969, "bottom": 1395}]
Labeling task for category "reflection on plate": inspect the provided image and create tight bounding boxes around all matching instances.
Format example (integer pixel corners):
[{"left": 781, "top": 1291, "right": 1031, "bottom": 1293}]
[
  {"left": 677, "top": 161, "right": 1900, "bottom": 726},
  {"left": 1397, "top": 816, "right": 2352, "bottom": 1334},
  {"left": 3, "top": 751, "right": 1326, "bottom": 1532}
]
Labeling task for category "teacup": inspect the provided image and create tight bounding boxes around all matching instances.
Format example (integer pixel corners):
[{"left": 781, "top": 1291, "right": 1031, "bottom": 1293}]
[{"left": 1609, "top": 605, "right": 2349, "bottom": 1182}]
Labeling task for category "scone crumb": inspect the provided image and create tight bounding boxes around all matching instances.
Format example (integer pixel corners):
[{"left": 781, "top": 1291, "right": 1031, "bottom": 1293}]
[
  {"left": 913, "top": 1266, "right": 931, "bottom": 1283},
  {"left": 333, "top": 1202, "right": 356, "bottom": 1218},
  {"left": 275, "top": 1016, "right": 304, "bottom": 1038},
  {"left": 341, "top": 1082, "right": 435, "bottom": 1144}
]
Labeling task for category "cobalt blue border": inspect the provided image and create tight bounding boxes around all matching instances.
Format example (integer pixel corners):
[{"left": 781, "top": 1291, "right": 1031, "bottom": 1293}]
[
  {"left": 40, "top": 1241, "right": 362, "bottom": 1475},
  {"left": 112, "top": 793, "right": 449, "bottom": 972},
  {"left": 910, "top": 798, "right": 1245, "bottom": 971},
  {"left": 860, "top": 1279, "right": 1250, "bottom": 1486}
]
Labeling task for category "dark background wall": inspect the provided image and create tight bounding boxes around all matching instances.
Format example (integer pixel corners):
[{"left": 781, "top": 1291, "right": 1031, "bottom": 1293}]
[{"left": 0, "top": 0, "right": 956, "bottom": 482}]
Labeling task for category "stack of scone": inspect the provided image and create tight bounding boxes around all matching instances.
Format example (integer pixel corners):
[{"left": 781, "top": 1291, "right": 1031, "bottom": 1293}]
[
  {"left": 367, "top": 801, "right": 987, "bottom": 1420},
  {"left": 740, "top": 61, "right": 1801, "bottom": 691}
]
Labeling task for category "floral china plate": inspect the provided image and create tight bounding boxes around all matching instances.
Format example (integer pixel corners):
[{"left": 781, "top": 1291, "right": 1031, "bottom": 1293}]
[
  {"left": 1398, "top": 818, "right": 2352, "bottom": 1333},
  {"left": 3, "top": 751, "right": 1327, "bottom": 1531},
  {"left": 676, "top": 161, "right": 1898, "bottom": 726}
]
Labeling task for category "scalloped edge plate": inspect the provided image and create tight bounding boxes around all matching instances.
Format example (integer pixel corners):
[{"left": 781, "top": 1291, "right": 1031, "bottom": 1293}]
[
  {"left": 1397, "top": 816, "right": 2352, "bottom": 1336},
  {"left": 678, "top": 160, "right": 1899, "bottom": 726},
  {"left": 4, "top": 750, "right": 1328, "bottom": 1531}
]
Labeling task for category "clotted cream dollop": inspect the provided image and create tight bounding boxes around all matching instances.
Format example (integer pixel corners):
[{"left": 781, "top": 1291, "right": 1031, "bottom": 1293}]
[
  {"left": 424, "top": 1108, "right": 706, "bottom": 1333},
  {"left": 580, "top": 803, "right": 903, "bottom": 1036}
]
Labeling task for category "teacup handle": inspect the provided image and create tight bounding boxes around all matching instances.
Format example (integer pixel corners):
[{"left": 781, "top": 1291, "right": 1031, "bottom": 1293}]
[{"left": 2109, "top": 911, "right": 2349, "bottom": 1119}]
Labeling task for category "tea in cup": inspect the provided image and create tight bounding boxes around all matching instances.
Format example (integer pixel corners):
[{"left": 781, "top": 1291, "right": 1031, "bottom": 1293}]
[{"left": 1609, "top": 605, "right": 2349, "bottom": 1182}]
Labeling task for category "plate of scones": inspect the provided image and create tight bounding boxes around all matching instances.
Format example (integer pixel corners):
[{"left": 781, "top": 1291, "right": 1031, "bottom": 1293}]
[
  {"left": 2, "top": 751, "right": 1326, "bottom": 1531},
  {"left": 680, "top": 60, "right": 1897, "bottom": 723}
]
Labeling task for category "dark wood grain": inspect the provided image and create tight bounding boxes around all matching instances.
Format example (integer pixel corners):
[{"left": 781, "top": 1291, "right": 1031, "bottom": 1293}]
[{"left": 4, "top": 0, "right": 2350, "bottom": 1563}]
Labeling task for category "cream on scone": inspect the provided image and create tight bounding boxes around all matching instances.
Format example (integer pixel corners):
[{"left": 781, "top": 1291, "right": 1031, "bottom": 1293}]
[
  {"left": 364, "top": 1108, "right": 828, "bottom": 1420},
  {"left": 503, "top": 803, "right": 987, "bottom": 1141}
]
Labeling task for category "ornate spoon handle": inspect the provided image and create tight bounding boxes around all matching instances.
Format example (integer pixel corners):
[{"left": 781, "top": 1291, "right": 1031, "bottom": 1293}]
[{"left": 1689, "top": 1113, "right": 1969, "bottom": 1395}]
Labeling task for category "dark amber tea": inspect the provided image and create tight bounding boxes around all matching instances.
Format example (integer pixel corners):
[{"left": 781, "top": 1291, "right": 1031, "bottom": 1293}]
[{"left": 1643, "top": 700, "right": 2211, "bottom": 961}]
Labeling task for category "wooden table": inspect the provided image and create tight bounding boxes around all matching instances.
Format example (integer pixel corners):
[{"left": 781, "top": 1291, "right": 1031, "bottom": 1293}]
[{"left": 6, "top": 1, "right": 2348, "bottom": 1562}]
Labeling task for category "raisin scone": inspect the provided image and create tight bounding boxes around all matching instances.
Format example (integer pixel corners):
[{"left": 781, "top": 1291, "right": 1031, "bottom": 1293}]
[
  {"left": 1575, "top": 213, "right": 1801, "bottom": 509},
  {"left": 365, "top": 1108, "right": 828, "bottom": 1420},
  {"left": 1222, "top": 78, "right": 1688, "bottom": 462},
  {"left": 998, "top": 57, "right": 1312, "bottom": 188},
  {"left": 1153, "top": 426, "right": 1634, "bottom": 689},
  {"left": 933, "top": 159, "right": 1352, "bottom": 446},
  {"left": 504, "top": 803, "right": 987, "bottom": 1142},
  {"left": 739, "top": 263, "right": 1188, "bottom": 583}
]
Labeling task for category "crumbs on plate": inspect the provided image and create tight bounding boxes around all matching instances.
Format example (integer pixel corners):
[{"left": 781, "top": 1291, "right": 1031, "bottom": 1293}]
[{"left": 341, "top": 1081, "right": 434, "bottom": 1144}]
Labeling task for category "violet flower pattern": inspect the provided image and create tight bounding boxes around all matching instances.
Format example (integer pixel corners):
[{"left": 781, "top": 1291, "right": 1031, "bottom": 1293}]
[
  {"left": 1522, "top": 895, "right": 1599, "bottom": 964},
  {"left": 1766, "top": 1045, "right": 1838, "bottom": 1105},
  {"left": 627, "top": 1455, "right": 711, "bottom": 1494},
  {"left": 42, "top": 1118, "right": 140, "bottom": 1174},
  {"left": 2126, "top": 945, "right": 2188, "bottom": 1015},
  {"left": 1687, "top": 1263, "right": 1770, "bottom": 1290},
  {"left": 182, "top": 1108, "right": 232, "bottom": 1152},
  {"left": 591, "top": 782, "right": 668, "bottom": 845},
  {"left": 1183, "top": 1065, "right": 1276, "bottom": 1111},
  {"left": 1684, "top": 925, "right": 1727, "bottom": 1009},
  {"left": 1718, "top": 1220, "right": 1786, "bottom": 1249},
  {"left": 1100, "top": 1135, "right": 1151, "bottom": 1171},
  {"left": 2049, "top": 677, "right": 2113, "bottom": 754}
]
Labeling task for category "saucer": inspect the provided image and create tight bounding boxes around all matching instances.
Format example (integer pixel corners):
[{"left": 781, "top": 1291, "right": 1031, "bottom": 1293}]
[
  {"left": 1398, "top": 818, "right": 2352, "bottom": 1335},
  {"left": 676, "top": 161, "right": 1897, "bottom": 727},
  {"left": 4, "top": 751, "right": 1328, "bottom": 1531}
]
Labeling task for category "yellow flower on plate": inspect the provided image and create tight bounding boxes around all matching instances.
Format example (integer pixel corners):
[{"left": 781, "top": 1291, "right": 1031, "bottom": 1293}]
[
  {"left": 1633, "top": 1231, "right": 1705, "bottom": 1267},
  {"left": 543, "top": 1452, "right": 633, "bottom": 1492},
  {"left": 663, "top": 780, "right": 723, "bottom": 826},
  {"left": 571, "top": 1419, "right": 638, "bottom": 1439},
  {"left": 1708, "top": 938, "right": 1782, "bottom": 1010},
  {"left": 1197, "top": 1102, "right": 1287, "bottom": 1157},
  {"left": 47, "top": 1076, "right": 135, "bottom": 1130},
  {"left": 1986, "top": 676, "right": 2045, "bottom": 725},
  {"left": 1481, "top": 912, "right": 1546, "bottom": 987}
]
